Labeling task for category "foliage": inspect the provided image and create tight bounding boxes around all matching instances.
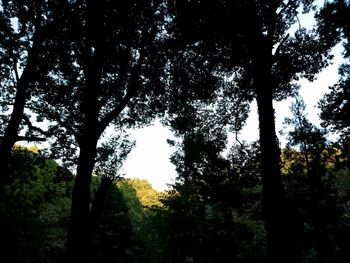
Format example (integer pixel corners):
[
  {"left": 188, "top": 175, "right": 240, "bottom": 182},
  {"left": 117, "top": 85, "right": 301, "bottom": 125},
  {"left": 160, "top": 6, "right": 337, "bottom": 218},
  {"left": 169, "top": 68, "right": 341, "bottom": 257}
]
[
  {"left": 95, "top": 133, "right": 136, "bottom": 180},
  {"left": 0, "top": 146, "right": 73, "bottom": 263},
  {"left": 89, "top": 181, "right": 135, "bottom": 263},
  {"left": 318, "top": 0, "right": 350, "bottom": 141},
  {"left": 281, "top": 98, "right": 350, "bottom": 262},
  {"left": 30, "top": 0, "right": 168, "bottom": 160},
  {"left": 161, "top": 122, "right": 267, "bottom": 262},
  {"left": 117, "top": 178, "right": 166, "bottom": 262},
  {"left": 119, "top": 178, "right": 162, "bottom": 208},
  {"left": 117, "top": 179, "right": 146, "bottom": 228}
]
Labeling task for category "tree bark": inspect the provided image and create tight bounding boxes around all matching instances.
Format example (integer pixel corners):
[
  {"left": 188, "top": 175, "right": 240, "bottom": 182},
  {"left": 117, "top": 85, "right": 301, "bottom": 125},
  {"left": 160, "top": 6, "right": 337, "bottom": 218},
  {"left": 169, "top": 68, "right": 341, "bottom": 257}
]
[
  {"left": 67, "top": 133, "right": 98, "bottom": 262},
  {"left": 253, "top": 45, "right": 302, "bottom": 263}
]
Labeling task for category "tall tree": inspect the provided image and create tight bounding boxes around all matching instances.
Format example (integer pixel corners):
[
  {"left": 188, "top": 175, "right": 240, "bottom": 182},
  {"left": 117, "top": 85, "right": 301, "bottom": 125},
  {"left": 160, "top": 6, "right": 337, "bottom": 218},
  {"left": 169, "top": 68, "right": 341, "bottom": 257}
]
[
  {"left": 171, "top": 0, "right": 332, "bottom": 261},
  {"left": 31, "top": 0, "right": 166, "bottom": 260},
  {"left": 283, "top": 96, "right": 337, "bottom": 262}
]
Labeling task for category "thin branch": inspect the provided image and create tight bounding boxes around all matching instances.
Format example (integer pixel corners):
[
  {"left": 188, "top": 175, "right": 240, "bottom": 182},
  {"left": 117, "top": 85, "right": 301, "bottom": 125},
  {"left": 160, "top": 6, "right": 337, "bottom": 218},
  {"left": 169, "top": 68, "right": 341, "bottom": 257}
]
[
  {"left": 277, "top": 0, "right": 294, "bottom": 17},
  {"left": 22, "top": 114, "right": 48, "bottom": 135},
  {"left": 296, "top": 14, "right": 302, "bottom": 30},
  {"left": 17, "top": 136, "right": 46, "bottom": 142},
  {"left": 13, "top": 61, "right": 20, "bottom": 84},
  {"left": 0, "top": 135, "right": 46, "bottom": 143},
  {"left": 25, "top": 105, "right": 79, "bottom": 140},
  {"left": 273, "top": 33, "right": 290, "bottom": 59}
]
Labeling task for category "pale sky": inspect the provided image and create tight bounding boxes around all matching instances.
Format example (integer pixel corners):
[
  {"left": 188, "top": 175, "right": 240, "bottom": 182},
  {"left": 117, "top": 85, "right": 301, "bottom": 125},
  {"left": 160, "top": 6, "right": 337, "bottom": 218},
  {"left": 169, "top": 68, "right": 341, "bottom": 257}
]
[{"left": 121, "top": 120, "right": 177, "bottom": 192}]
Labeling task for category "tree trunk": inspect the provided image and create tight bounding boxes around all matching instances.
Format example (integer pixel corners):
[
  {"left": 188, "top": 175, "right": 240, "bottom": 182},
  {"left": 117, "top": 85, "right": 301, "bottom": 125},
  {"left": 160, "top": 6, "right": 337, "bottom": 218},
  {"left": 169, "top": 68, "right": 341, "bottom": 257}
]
[
  {"left": 243, "top": 0, "right": 303, "bottom": 258},
  {"left": 254, "top": 51, "right": 302, "bottom": 262},
  {"left": 66, "top": 2, "right": 105, "bottom": 260},
  {"left": 90, "top": 177, "right": 113, "bottom": 224},
  {"left": 0, "top": 82, "right": 26, "bottom": 177},
  {"left": 67, "top": 134, "right": 98, "bottom": 261},
  {"left": 66, "top": 59, "right": 100, "bottom": 258},
  {"left": 66, "top": 57, "right": 101, "bottom": 261}
]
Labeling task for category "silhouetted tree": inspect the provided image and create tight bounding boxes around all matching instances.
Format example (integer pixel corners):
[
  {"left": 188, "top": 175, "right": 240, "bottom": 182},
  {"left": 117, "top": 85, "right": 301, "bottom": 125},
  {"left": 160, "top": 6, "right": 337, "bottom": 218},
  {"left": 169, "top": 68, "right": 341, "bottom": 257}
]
[
  {"left": 283, "top": 96, "right": 327, "bottom": 177},
  {"left": 283, "top": 96, "right": 337, "bottom": 262},
  {"left": 165, "top": 129, "right": 268, "bottom": 262},
  {"left": 28, "top": 0, "right": 166, "bottom": 260},
  {"left": 170, "top": 1, "right": 332, "bottom": 260}
]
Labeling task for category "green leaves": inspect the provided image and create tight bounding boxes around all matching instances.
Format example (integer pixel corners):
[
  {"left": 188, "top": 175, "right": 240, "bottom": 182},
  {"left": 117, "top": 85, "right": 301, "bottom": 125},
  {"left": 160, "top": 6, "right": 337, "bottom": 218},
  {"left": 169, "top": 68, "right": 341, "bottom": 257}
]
[{"left": 0, "top": 146, "right": 73, "bottom": 262}]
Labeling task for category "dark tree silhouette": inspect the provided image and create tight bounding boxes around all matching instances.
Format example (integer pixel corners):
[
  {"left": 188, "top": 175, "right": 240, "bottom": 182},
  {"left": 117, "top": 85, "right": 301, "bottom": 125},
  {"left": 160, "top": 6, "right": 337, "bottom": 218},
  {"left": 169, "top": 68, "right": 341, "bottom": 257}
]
[
  {"left": 283, "top": 96, "right": 337, "bottom": 262},
  {"left": 29, "top": 0, "right": 166, "bottom": 260},
  {"left": 171, "top": 1, "right": 332, "bottom": 261}
]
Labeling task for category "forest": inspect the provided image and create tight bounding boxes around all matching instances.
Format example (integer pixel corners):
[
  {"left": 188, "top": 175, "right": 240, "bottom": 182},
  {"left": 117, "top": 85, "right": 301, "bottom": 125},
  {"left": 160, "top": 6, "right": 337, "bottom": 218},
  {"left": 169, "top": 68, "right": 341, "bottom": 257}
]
[{"left": 0, "top": 0, "right": 350, "bottom": 262}]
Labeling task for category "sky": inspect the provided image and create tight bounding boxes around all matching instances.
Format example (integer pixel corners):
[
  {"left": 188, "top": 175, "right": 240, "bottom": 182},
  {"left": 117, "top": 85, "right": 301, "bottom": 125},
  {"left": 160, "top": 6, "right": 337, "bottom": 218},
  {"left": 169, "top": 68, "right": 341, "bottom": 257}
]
[{"left": 121, "top": 120, "right": 177, "bottom": 192}]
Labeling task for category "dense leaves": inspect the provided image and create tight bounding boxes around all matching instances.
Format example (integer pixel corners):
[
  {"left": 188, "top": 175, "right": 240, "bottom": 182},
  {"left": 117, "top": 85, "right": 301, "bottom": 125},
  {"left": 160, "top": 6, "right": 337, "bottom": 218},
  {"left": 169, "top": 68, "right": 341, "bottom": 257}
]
[
  {"left": 0, "top": 146, "right": 73, "bottom": 263},
  {"left": 318, "top": 0, "right": 350, "bottom": 139}
]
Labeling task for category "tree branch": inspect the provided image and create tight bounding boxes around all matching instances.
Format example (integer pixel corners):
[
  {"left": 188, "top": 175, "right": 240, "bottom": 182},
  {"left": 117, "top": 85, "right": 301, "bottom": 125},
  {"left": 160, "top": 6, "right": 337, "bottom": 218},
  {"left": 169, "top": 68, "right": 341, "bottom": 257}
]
[
  {"left": 97, "top": 1, "right": 160, "bottom": 135},
  {"left": 97, "top": 59, "right": 142, "bottom": 134},
  {"left": 0, "top": 135, "right": 46, "bottom": 143},
  {"left": 22, "top": 114, "right": 48, "bottom": 136},
  {"left": 13, "top": 61, "right": 20, "bottom": 84},
  {"left": 97, "top": 47, "right": 131, "bottom": 109},
  {"left": 273, "top": 33, "right": 290, "bottom": 59},
  {"left": 277, "top": 0, "right": 294, "bottom": 17},
  {"left": 16, "top": 135, "right": 46, "bottom": 142}
]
